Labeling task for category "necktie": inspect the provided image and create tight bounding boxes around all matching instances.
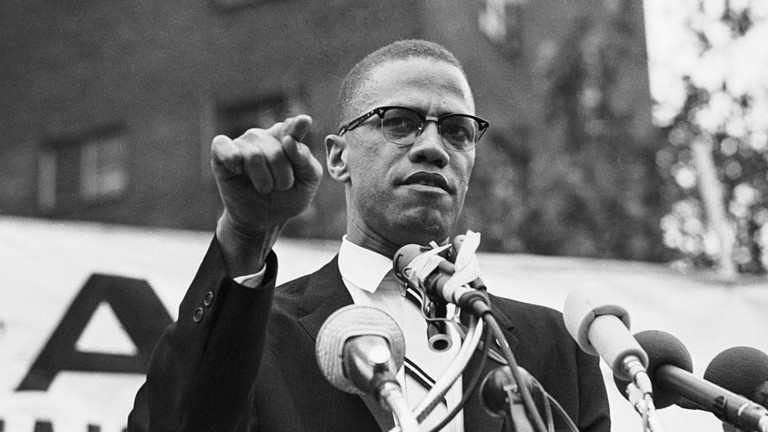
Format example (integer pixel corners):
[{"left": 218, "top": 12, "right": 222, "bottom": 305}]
[{"left": 376, "top": 271, "right": 464, "bottom": 432}]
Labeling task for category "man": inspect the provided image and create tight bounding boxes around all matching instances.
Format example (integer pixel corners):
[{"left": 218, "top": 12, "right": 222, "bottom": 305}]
[{"left": 128, "top": 39, "right": 610, "bottom": 432}]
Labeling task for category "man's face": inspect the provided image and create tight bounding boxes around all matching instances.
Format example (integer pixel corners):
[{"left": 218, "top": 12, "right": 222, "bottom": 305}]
[{"left": 329, "top": 57, "right": 477, "bottom": 252}]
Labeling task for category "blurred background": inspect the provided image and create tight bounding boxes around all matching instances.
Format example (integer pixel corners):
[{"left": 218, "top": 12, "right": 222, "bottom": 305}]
[
  {"left": 1, "top": 0, "right": 768, "bottom": 431},
  {"left": 2, "top": 0, "right": 766, "bottom": 276}
]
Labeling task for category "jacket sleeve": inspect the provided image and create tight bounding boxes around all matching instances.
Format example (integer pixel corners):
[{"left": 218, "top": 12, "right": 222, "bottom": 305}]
[{"left": 127, "top": 236, "right": 278, "bottom": 432}]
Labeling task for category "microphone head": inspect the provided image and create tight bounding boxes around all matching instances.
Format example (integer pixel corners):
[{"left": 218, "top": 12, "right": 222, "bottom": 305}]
[
  {"left": 480, "top": 366, "right": 539, "bottom": 417},
  {"left": 613, "top": 329, "right": 694, "bottom": 409},
  {"left": 563, "top": 285, "right": 633, "bottom": 356},
  {"left": 392, "top": 243, "right": 425, "bottom": 281},
  {"left": 315, "top": 305, "right": 405, "bottom": 395},
  {"left": 704, "top": 346, "right": 768, "bottom": 407}
]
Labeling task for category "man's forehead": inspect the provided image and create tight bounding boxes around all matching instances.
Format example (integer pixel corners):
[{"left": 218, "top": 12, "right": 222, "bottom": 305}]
[{"left": 356, "top": 58, "right": 474, "bottom": 113}]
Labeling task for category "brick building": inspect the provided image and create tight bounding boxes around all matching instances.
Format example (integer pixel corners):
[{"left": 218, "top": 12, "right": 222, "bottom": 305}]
[{"left": 0, "top": 0, "right": 657, "bottom": 257}]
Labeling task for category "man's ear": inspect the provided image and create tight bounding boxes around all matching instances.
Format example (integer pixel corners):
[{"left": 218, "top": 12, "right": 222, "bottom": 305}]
[{"left": 324, "top": 134, "right": 350, "bottom": 183}]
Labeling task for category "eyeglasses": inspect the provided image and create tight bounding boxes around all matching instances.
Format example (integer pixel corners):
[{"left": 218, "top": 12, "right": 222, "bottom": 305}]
[{"left": 338, "top": 106, "right": 489, "bottom": 152}]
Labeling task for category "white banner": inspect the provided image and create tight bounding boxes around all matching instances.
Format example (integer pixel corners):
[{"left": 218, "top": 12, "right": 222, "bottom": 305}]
[{"left": 1, "top": 217, "right": 766, "bottom": 431}]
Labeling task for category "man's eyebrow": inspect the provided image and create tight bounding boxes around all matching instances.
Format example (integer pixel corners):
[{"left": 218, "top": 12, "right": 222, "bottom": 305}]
[{"left": 386, "top": 103, "right": 470, "bottom": 116}]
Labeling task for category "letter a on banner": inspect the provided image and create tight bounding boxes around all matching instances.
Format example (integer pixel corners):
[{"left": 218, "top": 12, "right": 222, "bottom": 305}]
[{"left": 16, "top": 273, "right": 172, "bottom": 391}]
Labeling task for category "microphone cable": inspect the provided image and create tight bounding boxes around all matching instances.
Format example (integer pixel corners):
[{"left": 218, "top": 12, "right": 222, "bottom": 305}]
[
  {"left": 411, "top": 314, "right": 484, "bottom": 424},
  {"left": 542, "top": 390, "right": 577, "bottom": 432},
  {"left": 480, "top": 307, "right": 549, "bottom": 432},
  {"left": 425, "top": 324, "right": 493, "bottom": 432},
  {"left": 426, "top": 311, "right": 582, "bottom": 432}
]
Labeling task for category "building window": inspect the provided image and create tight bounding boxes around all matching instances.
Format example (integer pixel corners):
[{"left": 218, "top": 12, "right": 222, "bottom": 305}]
[
  {"left": 80, "top": 135, "right": 128, "bottom": 199},
  {"left": 38, "top": 127, "right": 129, "bottom": 210}
]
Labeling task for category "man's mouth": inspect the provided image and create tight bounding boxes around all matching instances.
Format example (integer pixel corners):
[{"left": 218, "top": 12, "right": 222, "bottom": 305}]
[{"left": 400, "top": 172, "right": 453, "bottom": 193}]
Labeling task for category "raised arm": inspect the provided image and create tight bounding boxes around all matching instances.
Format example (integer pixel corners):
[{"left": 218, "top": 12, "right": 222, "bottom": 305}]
[{"left": 128, "top": 115, "right": 323, "bottom": 432}]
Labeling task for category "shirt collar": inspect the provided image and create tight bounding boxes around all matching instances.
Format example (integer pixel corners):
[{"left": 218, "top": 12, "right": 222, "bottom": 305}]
[{"left": 338, "top": 236, "right": 394, "bottom": 293}]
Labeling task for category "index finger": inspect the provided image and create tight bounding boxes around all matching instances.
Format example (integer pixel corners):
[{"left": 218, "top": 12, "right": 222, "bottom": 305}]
[
  {"left": 283, "top": 114, "right": 313, "bottom": 142},
  {"left": 279, "top": 115, "right": 314, "bottom": 166}
]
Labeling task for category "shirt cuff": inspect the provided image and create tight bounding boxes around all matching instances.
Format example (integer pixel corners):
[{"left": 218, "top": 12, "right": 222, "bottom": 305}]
[{"left": 233, "top": 265, "right": 268, "bottom": 289}]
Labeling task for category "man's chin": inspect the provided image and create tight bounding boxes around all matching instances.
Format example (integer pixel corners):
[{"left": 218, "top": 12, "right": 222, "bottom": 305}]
[{"left": 394, "top": 213, "right": 453, "bottom": 245}]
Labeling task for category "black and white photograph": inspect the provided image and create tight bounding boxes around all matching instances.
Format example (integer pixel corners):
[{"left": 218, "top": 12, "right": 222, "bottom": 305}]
[{"left": 1, "top": 1, "right": 767, "bottom": 431}]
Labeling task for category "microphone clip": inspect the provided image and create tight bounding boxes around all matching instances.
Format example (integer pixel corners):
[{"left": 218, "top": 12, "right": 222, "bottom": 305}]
[
  {"left": 393, "top": 241, "right": 453, "bottom": 298},
  {"left": 395, "top": 242, "right": 458, "bottom": 352}
]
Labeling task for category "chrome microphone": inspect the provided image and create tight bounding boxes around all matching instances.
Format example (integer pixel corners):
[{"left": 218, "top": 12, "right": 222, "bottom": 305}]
[
  {"left": 315, "top": 304, "right": 405, "bottom": 396},
  {"left": 315, "top": 305, "right": 420, "bottom": 431}
]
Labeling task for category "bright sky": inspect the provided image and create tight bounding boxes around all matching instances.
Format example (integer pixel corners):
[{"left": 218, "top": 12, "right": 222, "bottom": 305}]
[{"left": 643, "top": 0, "right": 768, "bottom": 149}]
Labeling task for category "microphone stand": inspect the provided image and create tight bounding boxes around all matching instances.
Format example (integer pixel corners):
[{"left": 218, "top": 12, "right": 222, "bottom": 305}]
[
  {"left": 379, "top": 381, "right": 420, "bottom": 432},
  {"left": 505, "top": 394, "right": 535, "bottom": 432},
  {"left": 625, "top": 382, "right": 666, "bottom": 432}
]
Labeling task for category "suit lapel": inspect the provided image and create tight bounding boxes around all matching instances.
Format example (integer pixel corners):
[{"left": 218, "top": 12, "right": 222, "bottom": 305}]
[{"left": 297, "top": 255, "right": 354, "bottom": 340}]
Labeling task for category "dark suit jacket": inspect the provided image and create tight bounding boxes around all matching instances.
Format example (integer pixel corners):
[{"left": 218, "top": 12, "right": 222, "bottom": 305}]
[{"left": 129, "top": 239, "right": 610, "bottom": 432}]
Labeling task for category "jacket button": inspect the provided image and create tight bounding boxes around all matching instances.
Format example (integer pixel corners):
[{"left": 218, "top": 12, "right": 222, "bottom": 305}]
[
  {"left": 193, "top": 307, "right": 204, "bottom": 322},
  {"left": 203, "top": 291, "right": 214, "bottom": 307}
]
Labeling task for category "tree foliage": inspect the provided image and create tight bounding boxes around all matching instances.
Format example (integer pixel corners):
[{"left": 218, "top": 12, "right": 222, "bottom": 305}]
[
  {"left": 465, "top": 3, "right": 671, "bottom": 262},
  {"left": 655, "top": 0, "right": 768, "bottom": 274}
]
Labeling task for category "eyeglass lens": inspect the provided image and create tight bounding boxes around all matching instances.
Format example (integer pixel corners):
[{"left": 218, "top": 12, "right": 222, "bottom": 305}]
[{"left": 380, "top": 108, "right": 480, "bottom": 149}]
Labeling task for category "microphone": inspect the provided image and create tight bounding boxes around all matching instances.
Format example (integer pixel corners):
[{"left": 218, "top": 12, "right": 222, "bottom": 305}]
[
  {"left": 315, "top": 305, "right": 405, "bottom": 400},
  {"left": 480, "top": 365, "right": 540, "bottom": 417},
  {"left": 393, "top": 243, "right": 488, "bottom": 312},
  {"left": 612, "top": 329, "right": 693, "bottom": 409},
  {"left": 316, "top": 305, "right": 421, "bottom": 431},
  {"left": 705, "top": 347, "right": 768, "bottom": 408},
  {"left": 563, "top": 287, "right": 652, "bottom": 393},
  {"left": 625, "top": 330, "right": 768, "bottom": 432}
]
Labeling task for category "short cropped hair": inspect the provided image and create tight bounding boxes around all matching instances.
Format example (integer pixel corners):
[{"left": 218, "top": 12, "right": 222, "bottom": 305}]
[{"left": 337, "top": 39, "right": 466, "bottom": 128}]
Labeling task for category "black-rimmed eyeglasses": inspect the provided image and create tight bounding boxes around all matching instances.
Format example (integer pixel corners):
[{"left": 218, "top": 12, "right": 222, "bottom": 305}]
[{"left": 338, "top": 106, "right": 489, "bottom": 152}]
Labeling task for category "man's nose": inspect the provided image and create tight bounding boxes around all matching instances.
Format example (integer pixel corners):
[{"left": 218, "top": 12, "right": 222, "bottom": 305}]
[{"left": 408, "top": 122, "right": 449, "bottom": 167}]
